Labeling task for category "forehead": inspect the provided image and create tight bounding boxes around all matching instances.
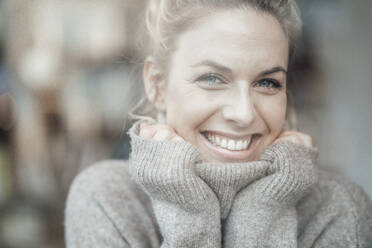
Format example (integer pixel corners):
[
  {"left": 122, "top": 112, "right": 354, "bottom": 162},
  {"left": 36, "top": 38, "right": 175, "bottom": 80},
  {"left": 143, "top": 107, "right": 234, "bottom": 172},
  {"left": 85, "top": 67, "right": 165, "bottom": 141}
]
[{"left": 172, "top": 8, "right": 289, "bottom": 72}]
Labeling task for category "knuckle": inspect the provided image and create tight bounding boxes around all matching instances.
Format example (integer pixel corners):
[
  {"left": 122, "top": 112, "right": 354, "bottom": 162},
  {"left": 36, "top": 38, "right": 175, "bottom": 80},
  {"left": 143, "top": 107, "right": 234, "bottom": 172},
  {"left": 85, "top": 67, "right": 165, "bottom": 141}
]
[
  {"left": 156, "top": 129, "right": 171, "bottom": 137},
  {"left": 154, "top": 124, "right": 175, "bottom": 133},
  {"left": 153, "top": 128, "right": 175, "bottom": 141},
  {"left": 172, "top": 136, "right": 184, "bottom": 141},
  {"left": 302, "top": 133, "right": 311, "bottom": 140},
  {"left": 139, "top": 126, "right": 153, "bottom": 137}
]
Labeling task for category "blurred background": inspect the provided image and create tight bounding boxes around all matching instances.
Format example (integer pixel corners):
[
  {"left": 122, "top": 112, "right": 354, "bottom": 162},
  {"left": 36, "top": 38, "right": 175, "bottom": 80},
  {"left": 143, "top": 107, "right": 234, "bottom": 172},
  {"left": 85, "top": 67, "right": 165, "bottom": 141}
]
[{"left": 0, "top": 0, "right": 371, "bottom": 247}]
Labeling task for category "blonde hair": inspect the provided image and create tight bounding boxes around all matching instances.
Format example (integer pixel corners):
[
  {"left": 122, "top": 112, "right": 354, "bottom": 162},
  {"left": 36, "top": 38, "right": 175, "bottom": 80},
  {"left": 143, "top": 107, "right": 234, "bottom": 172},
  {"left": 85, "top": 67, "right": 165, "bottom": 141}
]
[{"left": 130, "top": 0, "right": 302, "bottom": 130}]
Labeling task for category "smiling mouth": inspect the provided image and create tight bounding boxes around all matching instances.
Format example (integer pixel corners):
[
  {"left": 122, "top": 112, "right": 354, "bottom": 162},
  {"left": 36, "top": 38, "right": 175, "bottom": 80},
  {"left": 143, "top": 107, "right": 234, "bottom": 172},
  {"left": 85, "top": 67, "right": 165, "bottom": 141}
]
[{"left": 201, "top": 131, "right": 258, "bottom": 152}]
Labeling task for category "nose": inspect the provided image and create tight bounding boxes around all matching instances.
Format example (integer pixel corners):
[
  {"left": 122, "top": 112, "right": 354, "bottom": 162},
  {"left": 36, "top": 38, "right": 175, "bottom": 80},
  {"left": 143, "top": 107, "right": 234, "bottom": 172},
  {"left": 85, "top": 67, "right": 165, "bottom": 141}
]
[{"left": 222, "top": 90, "right": 256, "bottom": 127}]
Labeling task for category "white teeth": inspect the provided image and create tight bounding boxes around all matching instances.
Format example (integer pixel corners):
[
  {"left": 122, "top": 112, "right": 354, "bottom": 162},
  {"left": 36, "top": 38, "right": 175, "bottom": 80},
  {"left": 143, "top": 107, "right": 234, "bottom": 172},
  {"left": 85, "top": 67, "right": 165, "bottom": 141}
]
[
  {"left": 204, "top": 132, "right": 253, "bottom": 151},
  {"left": 227, "top": 140, "right": 235, "bottom": 150},
  {"left": 236, "top": 140, "right": 243, "bottom": 150},
  {"left": 221, "top": 139, "right": 227, "bottom": 148},
  {"left": 215, "top": 136, "right": 221, "bottom": 146}
]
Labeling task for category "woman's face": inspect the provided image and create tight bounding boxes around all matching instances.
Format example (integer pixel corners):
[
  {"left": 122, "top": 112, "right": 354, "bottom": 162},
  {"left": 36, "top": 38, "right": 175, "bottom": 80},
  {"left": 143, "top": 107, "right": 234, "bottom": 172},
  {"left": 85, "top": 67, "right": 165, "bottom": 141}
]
[{"left": 159, "top": 9, "right": 289, "bottom": 163}]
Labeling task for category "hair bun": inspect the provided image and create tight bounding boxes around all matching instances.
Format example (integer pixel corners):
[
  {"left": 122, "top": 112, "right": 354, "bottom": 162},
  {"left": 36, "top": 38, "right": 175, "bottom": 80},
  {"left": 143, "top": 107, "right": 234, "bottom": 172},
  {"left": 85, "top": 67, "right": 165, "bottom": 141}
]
[
  {"left": 145, "top": 0, "right": 162, "bottom": 44},
  {"left": 145, "top": 0, "right": 173, "bottom": 52}
]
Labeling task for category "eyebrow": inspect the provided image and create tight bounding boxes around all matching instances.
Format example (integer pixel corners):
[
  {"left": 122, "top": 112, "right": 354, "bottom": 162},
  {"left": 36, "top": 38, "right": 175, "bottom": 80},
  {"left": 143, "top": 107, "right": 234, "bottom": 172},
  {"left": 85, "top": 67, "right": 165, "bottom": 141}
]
[
  {"left": 191, "top": 60, "right": 233, "bottom": 74},
  {"left": 191, "top": 60, "right": 287, "bottom": 77},
  {"left": 259, "top": 66, "right": 287, "bottom": 77}
]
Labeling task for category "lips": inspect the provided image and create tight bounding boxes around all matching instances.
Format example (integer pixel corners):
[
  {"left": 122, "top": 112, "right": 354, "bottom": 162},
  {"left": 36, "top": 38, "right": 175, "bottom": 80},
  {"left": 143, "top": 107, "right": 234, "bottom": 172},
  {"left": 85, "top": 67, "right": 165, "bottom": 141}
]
[{"left": 203, "top": 132, "right": 253, "bottom": 151}]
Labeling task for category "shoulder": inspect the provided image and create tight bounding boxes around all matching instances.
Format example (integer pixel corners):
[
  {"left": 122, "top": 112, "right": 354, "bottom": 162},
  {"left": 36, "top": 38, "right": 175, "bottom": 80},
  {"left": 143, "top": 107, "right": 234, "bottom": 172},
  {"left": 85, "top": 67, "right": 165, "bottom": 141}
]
[
  {"left": 65, "top": 160, "right": 161, "bottom": 246},
  {"left": 65, "top": 159, "right": 156, "bottom": 225},
  {"left": 67, "top": 159, "right": 151, "bottom": 209},
  {"left": 298, "top": 167, "right": 371, "bottom": 217},
  {"left": 297, "top": 167, "right": 372, "bottom": 246},
  {"left": 69, "top": 160, "right": 132, "bottom": 195},
  {"left": 315, "top": 168, "right": 371, "bottom": 212}
]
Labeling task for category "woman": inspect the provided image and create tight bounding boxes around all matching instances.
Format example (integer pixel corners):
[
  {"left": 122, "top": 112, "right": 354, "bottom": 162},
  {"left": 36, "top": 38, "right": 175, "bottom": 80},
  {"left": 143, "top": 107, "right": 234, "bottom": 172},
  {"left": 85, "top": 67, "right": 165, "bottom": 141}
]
[{"left": 65, "top": 0, "right": 372, "bottom": 247}]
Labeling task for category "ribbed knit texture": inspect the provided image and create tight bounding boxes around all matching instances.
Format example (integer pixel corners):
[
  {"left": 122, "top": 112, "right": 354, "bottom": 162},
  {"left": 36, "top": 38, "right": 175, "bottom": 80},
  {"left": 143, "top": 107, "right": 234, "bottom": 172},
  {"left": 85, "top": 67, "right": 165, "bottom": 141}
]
[
  {"left": 195, "top": 160, "right": 269, "bottom": 219},
  {"left": 65, "top": 121, "right": 372, "bottom": 247},
  {"left": 128, "top": 122, "right": 221, "bottom": 247},
  {"left": 130, "top": 132, "right": 207, "bottom": 208},
  {"left": 257, "top": 141, "right": 319, "bottom": 205}
]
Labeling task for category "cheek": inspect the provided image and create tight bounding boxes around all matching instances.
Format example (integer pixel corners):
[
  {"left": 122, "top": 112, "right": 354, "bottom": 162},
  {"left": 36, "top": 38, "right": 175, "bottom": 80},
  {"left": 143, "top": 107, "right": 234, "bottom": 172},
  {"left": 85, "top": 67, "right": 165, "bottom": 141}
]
[
  {"left": 256, "top": 93, "right": 287, "bottom": 133},
  {"left": 165, "top": 85, "right": 217, "bottom": 140}
]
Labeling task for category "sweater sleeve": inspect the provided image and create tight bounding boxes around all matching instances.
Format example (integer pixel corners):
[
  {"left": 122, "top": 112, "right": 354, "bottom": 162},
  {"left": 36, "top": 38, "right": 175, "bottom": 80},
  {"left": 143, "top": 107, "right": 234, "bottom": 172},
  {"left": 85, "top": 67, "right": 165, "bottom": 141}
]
[
  {"left": 128, "top": 124, "right": 222, "bottom": 248},
  {"left": 223, "top": 141, "right": 319, "bottom": 248}
]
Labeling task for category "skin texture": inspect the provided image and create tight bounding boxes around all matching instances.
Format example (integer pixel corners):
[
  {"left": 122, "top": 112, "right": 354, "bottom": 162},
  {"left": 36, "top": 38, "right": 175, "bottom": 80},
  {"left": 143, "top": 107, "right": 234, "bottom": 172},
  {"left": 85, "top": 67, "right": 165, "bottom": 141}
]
[{"left": 142, "top": 8, "right": 312, "bottom": 162}]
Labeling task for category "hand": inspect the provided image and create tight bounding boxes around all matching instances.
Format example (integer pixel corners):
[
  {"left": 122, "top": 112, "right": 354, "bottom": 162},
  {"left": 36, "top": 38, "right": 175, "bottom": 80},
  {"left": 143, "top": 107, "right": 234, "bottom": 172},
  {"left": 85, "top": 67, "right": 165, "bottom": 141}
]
[
  {"left": 223, "top": 131, "right": 318, "bottom": 247},
  {"left": 131, "top": 120, "right": 216, "bottom": 211},
  {"left": 130, "top": 120, "right": 222, "bottom": 247},
  {"left": 272, "top": 130, "right": 313, "bottom": 148},
  {"left": 257, "top": 130, "right": 318, "bottom": 204},
  {"left": 139, "top": 122, "right": 185, "bottom": 141}
]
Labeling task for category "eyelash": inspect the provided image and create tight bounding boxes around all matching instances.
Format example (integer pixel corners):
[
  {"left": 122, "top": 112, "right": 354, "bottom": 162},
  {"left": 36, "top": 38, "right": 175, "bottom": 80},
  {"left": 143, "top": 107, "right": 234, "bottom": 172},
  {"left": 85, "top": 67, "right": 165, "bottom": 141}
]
[
  {"left": 196, "top": 73, "right": 226, "bottom": 86},
  {"left": 196, "top": 73, "right": 283, "bottom": 91},
  {"left": 254, "top": 79, "right": 283, "bottom": 90}
]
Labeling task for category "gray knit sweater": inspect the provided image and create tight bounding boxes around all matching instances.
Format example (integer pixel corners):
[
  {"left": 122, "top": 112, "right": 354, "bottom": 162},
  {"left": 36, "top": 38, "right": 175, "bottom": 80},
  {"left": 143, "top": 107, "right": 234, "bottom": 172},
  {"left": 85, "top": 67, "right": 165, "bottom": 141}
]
[{"left": 65, "top": 122, "right": 372, "bottom": 247}]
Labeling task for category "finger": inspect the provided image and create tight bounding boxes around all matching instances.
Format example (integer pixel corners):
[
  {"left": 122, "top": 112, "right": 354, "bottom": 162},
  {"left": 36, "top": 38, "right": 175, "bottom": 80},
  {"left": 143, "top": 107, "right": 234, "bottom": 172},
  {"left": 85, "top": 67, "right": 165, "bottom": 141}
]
[
  {"left": 273, "top": 134, "right": 302, "bottom": 145},
  {"left": 274, "top": 132, "right": 313, "bottom": 148},
  {"left": 272, "top": 131, "right": 292, "bottom": 143},
  {"left": 278, "top": 131, "right": 298, "bottom": 138},
  {"left": 297, "top": 133, "right": 312, "bottom": 147},
  {"left": 287, "top": 132, "right": 312, "bottom": 147},
  {"left": 272, "top": 131, "right": 294, "bottom": 144},
  {"left": 154, "top": 124, "right": 176, "bottom": 132},
  {"left": 171, "top": 135, "right": 184, "bottom": 142},
  {"left": 140, "top": 121, "right": 150, "bottom": 129},
  {"left": 139, "top": 125, "right": 157, "bottom": 139},
  {"left": 153, "top": 129, "right": 175, "bottom": 141}
]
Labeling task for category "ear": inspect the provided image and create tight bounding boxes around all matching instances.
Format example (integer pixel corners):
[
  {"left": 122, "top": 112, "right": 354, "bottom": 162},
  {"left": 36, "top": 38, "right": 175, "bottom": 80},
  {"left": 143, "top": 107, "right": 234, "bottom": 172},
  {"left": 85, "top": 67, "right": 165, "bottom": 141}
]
[{"left": 143, "top": 56, "right": 167, "bottom": 112}]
